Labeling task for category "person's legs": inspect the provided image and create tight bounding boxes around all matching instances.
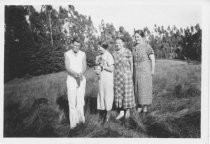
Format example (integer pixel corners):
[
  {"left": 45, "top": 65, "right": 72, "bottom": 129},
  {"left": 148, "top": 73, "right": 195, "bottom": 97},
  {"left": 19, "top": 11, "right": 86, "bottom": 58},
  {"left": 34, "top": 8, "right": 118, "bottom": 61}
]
[
  {"left": 98, "top": 110, "right": 105, "bottom": 120},
  {"left": 67, "top": 77, "right": 78, "bottom": 129},
  {"left": 106, "top": 110, "right": 111, "bottom": 119},
  {"left": 125, "top": 109, "right": 131, "bottom": 119},
  {"left": 137, "top": 104, "right": 143, "bottom": 113},
  {"left": 143, "top": 105, "right": 148, "bottom": 113},
  {"left": 103, "top": 110, "right": 111, "bottom": 123},
  {"left": 104, "top": 74, "right": 114, "bottom": 121},
  {"left": 76, "top": 77, "right": 86, "bottom": 123},
  {"left": 116, "top": 108, "right": 124, "bottom": 120},
  {"left": 97, "top": 78, "right": 105, "bottom": 111}
]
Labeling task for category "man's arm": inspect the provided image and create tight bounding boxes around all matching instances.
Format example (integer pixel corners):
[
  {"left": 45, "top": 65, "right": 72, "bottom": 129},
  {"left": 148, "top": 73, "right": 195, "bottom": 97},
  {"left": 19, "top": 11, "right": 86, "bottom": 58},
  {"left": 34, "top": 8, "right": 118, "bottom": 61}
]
[{"left": 64, "top": 52, "right": 78, "bottom": 78}]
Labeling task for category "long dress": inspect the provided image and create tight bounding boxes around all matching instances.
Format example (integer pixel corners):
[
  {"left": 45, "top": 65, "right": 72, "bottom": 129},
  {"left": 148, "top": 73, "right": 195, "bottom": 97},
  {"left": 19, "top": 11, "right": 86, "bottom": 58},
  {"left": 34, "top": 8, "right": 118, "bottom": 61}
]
[
  {"left": 65, "top": 49, "right": 86, "bottom": 129},
  {"left": 113, "top": 48, "right": 135, "bottom": 109},
  {"left": 133, "top": 42, "right": 154, "bottom": 105},
  {"left": 97, "top": 50, "right": 114, "bottom": 111}
]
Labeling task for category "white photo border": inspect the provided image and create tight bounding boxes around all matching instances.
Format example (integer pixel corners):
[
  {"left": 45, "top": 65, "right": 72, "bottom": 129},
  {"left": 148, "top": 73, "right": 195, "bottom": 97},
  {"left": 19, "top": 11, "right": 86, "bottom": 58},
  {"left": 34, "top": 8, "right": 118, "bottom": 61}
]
[{"left": 0, "top": 0, "right": 209, "bottom": 144}]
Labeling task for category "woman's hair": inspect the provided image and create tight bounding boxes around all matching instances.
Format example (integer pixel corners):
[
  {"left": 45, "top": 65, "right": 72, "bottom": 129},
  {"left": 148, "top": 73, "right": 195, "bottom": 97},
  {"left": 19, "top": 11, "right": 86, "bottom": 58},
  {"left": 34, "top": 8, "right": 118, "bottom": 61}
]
[
  {"left": 115, "top": 36, "right": 125, "bottom": 42},
  {"left": 98, "top": 41, "right": 109, "bottom": 49},
  {"left": 134, "top": 30, "right": 145, "bottom": 38}
]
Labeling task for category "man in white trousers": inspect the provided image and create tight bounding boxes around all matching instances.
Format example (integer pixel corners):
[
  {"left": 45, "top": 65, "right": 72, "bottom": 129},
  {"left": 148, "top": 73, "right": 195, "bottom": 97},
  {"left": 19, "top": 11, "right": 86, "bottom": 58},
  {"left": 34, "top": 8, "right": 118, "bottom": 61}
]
[{"left": 64, "top": 36, "right": 87, "bottom": 129}]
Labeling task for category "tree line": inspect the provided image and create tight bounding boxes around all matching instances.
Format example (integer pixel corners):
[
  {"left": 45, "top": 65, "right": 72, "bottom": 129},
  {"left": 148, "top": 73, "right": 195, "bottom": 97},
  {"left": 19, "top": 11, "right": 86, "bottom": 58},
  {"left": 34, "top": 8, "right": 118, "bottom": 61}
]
[{"left": 4, "top": 5, "right": 201, "bottom": 82}]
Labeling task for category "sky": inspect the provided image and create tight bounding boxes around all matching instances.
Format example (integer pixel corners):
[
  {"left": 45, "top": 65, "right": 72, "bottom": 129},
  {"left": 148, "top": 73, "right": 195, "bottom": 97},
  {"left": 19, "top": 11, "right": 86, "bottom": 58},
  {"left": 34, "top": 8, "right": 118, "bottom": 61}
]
[{"left": 33, "top": 0, "right": 202, "bottom": 35}]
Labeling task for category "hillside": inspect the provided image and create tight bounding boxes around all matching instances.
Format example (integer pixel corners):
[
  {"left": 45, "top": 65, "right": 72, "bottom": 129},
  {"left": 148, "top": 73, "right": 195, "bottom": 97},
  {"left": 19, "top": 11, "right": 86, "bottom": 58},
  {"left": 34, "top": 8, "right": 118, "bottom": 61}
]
[{"left": 4, "top": 59, "right": 201, "bottom": 137}]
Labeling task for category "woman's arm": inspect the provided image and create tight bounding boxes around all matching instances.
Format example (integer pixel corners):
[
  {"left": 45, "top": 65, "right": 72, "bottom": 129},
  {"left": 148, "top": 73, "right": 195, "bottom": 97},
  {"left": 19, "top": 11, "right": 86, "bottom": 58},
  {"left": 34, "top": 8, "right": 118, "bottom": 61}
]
[
  {"left": 127, "top": 50, "right": 133, "bottom": 74},
  {"left": 102, "top": 52, "right": 114, "bottom": 73},
  {"left": 103, "top": 64, "right": 114, "bottom": 72},
  {"left": 149, "top": 54, "right": 155, "bottom": 76},
  {"left": 129, "top": 54, "right": 133, "bottom": 75},
  {"left": 81, "top": 53, "right": 87, "bottom": 74}
]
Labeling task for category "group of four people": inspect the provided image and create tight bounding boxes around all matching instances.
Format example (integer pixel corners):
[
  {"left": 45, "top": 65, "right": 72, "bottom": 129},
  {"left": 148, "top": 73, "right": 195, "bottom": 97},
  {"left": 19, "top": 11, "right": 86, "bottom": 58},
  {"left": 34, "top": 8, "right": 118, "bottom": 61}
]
[{"left": 64, "top": 30, "right": 155, "bottom": 129}]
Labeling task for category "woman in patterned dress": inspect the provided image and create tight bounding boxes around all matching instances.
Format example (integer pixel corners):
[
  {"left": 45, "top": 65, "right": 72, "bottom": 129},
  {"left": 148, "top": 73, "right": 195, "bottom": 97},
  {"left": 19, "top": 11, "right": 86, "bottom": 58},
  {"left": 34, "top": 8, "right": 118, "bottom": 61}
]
[
  {"left": 133, "top": 30, "right": 155, "bottom": 113},
  {"left": 113, "top": 37, "right": 136, "bottom": 120}
]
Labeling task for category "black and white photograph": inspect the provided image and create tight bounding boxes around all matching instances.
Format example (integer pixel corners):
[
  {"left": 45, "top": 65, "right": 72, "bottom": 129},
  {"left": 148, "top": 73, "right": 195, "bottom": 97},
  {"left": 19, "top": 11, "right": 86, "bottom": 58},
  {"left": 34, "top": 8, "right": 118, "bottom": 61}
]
[{"left": 1, "top": 0, "right": 209, "bottom": 143}]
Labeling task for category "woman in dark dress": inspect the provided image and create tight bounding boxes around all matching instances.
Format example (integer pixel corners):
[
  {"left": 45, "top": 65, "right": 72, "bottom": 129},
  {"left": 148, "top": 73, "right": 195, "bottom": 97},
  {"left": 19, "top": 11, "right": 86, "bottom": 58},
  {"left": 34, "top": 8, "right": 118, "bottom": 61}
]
[{"left": 133, "top": 30, "right": 155, "bottom": 113}]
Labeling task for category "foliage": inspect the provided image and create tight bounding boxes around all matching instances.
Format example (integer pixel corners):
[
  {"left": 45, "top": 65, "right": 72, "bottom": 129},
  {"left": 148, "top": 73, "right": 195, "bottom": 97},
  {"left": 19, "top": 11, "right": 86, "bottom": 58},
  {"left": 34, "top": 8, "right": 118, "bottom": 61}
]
[
  {"left": 143, "top": 24, "right": 202, "bottom": 60},
  {"left": 5, "top": 5, "right": 98, "bottom": 81},
  {"left": 4, "top": 5, "right": 202, "bottom": 82},
  {"left": 98, "top": 21, "right": 133, "bottom": 53}
]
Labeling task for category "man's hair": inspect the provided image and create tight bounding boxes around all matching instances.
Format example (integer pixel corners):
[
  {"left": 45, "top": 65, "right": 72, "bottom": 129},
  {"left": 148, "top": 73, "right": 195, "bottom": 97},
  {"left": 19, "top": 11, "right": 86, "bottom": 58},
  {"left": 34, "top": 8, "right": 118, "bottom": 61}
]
[{"left": 71, "top": 36, "right": 80, "bottom": 43}]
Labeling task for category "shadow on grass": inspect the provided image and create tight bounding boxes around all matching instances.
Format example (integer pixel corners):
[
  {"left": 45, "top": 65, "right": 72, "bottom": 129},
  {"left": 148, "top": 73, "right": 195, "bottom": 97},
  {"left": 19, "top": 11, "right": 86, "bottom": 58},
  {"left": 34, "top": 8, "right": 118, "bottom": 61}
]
[
  {"left": 85, "top": 96, "right": 97, "bottom": 114},
  {"left": 4, "top": 98, "right": 59, "bottom": 137},
  {"left": 92, "top": 128, "right": 122, "bottom": 137},
  {"left": 144, "top": 111, "right": 200, "bottom": 138}
]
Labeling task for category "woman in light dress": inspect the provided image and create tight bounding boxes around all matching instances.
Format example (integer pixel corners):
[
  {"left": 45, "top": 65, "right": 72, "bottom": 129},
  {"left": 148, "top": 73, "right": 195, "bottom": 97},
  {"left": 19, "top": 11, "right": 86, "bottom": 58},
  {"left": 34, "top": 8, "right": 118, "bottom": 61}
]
[{"left": 95, "top": 42, "right": 114, "bottom": 122}]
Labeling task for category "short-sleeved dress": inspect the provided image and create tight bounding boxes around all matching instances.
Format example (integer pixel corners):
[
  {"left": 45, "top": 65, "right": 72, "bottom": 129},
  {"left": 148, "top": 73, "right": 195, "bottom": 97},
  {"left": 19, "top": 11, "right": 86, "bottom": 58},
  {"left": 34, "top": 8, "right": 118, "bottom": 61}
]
[
  {"left": 97, "top": 50, "right": 114, "bottom": 111},
  {"left": 133, "top": 42, "right": 154, "bottom": 105},
  {"left": 113, "top": 48, "right": 135, "bottom": 109}
]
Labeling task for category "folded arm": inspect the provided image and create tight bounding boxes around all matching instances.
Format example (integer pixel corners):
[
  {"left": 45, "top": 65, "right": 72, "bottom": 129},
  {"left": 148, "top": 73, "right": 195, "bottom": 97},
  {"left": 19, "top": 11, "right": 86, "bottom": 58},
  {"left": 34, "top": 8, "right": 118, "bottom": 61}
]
[{"left": 103, "top": 64, "right": 114, "bottom": 72}]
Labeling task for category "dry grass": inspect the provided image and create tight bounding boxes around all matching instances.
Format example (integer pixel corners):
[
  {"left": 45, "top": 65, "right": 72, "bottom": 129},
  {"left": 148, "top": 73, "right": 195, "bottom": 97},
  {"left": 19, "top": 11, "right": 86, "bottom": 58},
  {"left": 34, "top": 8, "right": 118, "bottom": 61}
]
[
  {"left": 147, "top": 60, "right": 201, "bottom": 137},
  {"left": 4, "top": 59, "right": 201, "bottom": 137}
]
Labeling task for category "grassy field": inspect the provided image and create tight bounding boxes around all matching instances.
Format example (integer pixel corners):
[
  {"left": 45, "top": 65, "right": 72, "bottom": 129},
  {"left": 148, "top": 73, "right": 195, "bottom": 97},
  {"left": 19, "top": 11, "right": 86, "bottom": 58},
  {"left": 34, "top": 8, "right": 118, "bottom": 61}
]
[{"left": 4, "top": 59, "right": 201, "bottom": 137}]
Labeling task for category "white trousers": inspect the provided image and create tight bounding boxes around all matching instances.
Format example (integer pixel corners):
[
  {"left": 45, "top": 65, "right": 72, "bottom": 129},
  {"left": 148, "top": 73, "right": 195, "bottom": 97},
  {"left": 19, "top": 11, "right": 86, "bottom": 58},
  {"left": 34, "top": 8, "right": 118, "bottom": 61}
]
[{"left": 67, "top": 75, "right": 86, "bottom": 129}]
